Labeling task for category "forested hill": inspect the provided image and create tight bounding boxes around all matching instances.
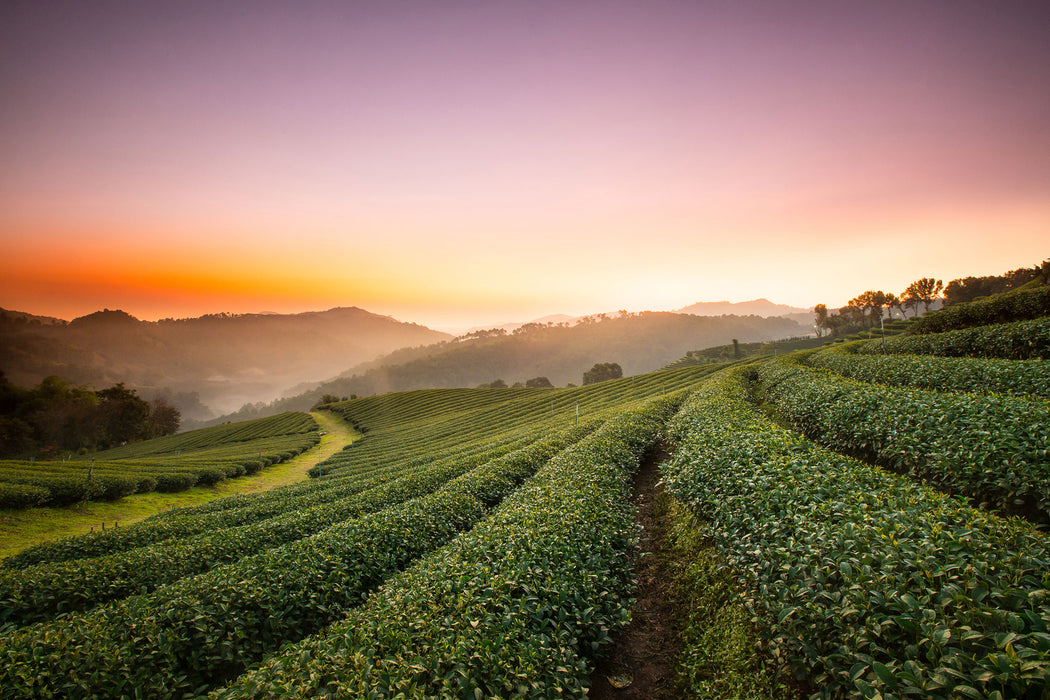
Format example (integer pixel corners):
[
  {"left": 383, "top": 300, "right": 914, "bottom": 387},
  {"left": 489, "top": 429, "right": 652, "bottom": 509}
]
[
  {"left": 0, "top": 307, "right": 450, "bottom": 418},
  {"left": 212, "top": 311, "right": 807, "bottom": 424}
]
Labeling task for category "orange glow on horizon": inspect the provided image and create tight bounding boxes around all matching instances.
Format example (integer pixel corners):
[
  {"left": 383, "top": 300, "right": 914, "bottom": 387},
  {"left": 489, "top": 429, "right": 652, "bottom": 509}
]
[{"left": 2, "top": 3, "right": 1048, "bottom": 329}]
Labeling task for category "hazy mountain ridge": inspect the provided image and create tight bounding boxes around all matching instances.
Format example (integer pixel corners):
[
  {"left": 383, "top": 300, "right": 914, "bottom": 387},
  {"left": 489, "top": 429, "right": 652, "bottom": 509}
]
[
  {"left": 678, "top": 298, "right": 812, "bottom": 317},
  {"left": 210, "top": 311, "right": 809, "bottom": 426},
  {"left": 0, "top": 307, "right": 451, "bottom": 418}
]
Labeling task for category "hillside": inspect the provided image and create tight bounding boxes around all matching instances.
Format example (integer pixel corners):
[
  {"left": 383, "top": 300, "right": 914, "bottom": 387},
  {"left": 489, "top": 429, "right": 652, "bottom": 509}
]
[
  {"left": 214, "top": 311, "right": 808, "bottom": 422},
  {"left": 0, "top": 307, "right": 450, "bottom": 418},
  {"left": 2, "top": 287, "right": 1046, "bottom": 696}
]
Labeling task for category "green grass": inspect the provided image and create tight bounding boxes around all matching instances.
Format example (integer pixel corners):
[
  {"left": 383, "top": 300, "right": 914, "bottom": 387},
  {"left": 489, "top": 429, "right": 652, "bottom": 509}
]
[
  {"left": 0, "top": 411, "right": 356, "bottom": 560},
  {"left": 662, "top": 497, "right": 801, "bottom": 699}
]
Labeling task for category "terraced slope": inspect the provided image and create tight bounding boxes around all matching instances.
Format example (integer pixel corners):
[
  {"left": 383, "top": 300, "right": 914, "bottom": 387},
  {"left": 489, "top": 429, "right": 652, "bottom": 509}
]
[
  {"left": 0, "top": 412, "right": 322, "bottom": 509},
  {"left": 0, "top": 366, "right": 714, "bottom": 698}
]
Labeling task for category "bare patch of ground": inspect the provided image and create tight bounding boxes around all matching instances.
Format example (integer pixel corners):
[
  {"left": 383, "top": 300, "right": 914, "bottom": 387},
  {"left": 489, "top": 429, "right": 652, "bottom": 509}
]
[{"left": 589, "top": 444, "right": 680, "bottom": 699}]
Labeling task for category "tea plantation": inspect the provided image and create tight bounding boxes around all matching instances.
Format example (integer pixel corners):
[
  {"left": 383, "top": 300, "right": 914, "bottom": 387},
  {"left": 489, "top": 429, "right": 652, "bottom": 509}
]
[
  {"left": 1, "top": 293, "right": 1047, "bottom": 697},
  {"left": 0, "top": 412, "right": 321, "bottom": 508}
]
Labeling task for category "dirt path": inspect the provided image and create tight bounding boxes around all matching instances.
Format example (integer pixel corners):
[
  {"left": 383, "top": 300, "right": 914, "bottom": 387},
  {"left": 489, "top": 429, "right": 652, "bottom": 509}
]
[
  {"left": 0, "top": 410, "right": 357, "bottom": 560},
  {"left": 589, "top": 445, "right": 679, "bottom": 699}
]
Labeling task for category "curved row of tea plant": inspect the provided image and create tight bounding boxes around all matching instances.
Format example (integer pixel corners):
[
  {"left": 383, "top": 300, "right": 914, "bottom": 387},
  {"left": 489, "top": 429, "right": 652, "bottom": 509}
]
[
  {"left": 92, "top": 411, "right": 319, "bottom": 460},
  {"left": 5, "top": 360, "right": 692, "bottom": 569},
  {"left": 0, "top": 428, "right": 574, "bottom": 626},
  {"left": 662, "top": 368, "right": 1050, "bottom": 699},
  {"left": 0, "top": 431, "right": 320, "bottom": 509},
  {"left": 0, "top": 467, "right": 376, "bottom": 569},
  {"left": 853, "top": 317, "right": 1050, "bottom": 361},
  {"left": 1, "top": 432, "right": 531, "bottom": 570},
  {"left": 214, "top": 395, "right": 681, "bottom": 698},
  {"left": 0, "top": 429, "right": 585, "bottom": 698},
  {"left": 755, "top": 356, "right": 1050, "bottom": 522},
  {"left": 316, "top": 366, "right": 714, "bottom": 482},
  {"left": 913, "top": 284, "right": 1050, "bottom": 335},
  {"left": 807, "top": 342, "right": 1050, "bottom": 399}
]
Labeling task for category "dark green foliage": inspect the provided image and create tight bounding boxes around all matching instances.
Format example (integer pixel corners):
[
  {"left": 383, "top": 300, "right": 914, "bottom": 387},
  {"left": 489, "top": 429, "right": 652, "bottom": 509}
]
[
  {"left": 855, "top": 317, "right": 1050, "bottom": 360},
  {"left": 0, "top": 413, "right": 320, "bottom": 510},
  {"left": 943, "top": 265, "right": 1041, "bottom": 305},
  {"left": 808, "top": 342, "right": 1050, "bottom": 399},
  {"left": 0, "top": 365, "right": 715, "bottom": 697},
  {"left": 0, "top": 376, "right": 181, "bottom": 459},
  {"left": 754, "top": 356, "right": 1050, "bottom": 522},
  {"left": 913, "top": 285, "right": 1050, "bottom": 335},
  {"left": 0, "top": 431, "right": 575, "bottom": 626},
  {"left": 214, "top": 395, "right": 681, "bottom": 698},
  {"left": 663, "top": 368, "right": 1050, "bottom": 699},
  {"left": 0, "top": 482, "right": 49, "bottom": 509},
  {"left": 583, "top": 362, "right": 623, "bottom": 385},
  {"left": 0, "top": 430, "right": 584, "bottom": 697},
  {"left": 663, "top": 499, "right": 798, "bottom": 699}
]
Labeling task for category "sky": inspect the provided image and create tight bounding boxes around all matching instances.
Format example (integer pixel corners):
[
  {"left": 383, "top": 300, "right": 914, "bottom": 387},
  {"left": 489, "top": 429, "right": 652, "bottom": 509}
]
[{"left": 2, "top": 0, "right": 1048, "bottom": 332}]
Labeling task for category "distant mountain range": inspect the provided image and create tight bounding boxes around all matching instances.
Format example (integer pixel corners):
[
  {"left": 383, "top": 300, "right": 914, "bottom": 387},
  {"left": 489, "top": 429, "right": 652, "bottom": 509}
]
[
  {"left": 0, "top": 307, "right": 449, "bottom": 418},
  {"left": 2, "top": 300, "right": 813, "bottom": 426},
  {"left": 462, "top": 314, "right": 578, "bottom": 335},
  {"left": 677, "top": 298, "right": 812, "bottom": 317},
  {"left": 465, "top": 300, "right": 812, "bottom": 336},
  {"left": 210, "top": 310, "right": 810, "bottom": 425}
]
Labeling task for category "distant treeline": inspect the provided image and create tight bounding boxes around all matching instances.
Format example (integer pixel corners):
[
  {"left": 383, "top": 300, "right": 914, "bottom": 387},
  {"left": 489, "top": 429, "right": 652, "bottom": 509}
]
[
  {"left": 814, "top": 260, "right": 1048, "bottom": 337},
  {"left": 0, "top": 374, "right": 179, "bottom": 459}
]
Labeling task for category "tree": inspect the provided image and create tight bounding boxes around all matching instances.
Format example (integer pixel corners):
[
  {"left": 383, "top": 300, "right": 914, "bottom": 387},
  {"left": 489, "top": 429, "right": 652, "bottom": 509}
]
[
  {"left": 903, "top": 278, "right": 944, "bottom": 313},
  {"left": 148, "top": 398, "right": 180, "bottom": 438},
  {"left": 814, "top": 304, "right": 829, "bottom": 336},
  {"left": 312, "top": 394, "right": 343, "bottom": 409},
  {"left": 848, "top": 290, "right": 889, "bottom": 327},
  {"left": 582, "top": 362, "right": 622, "bottom": 385},
  {"left": 884, "top": 293, "right": 902, "bottom": 319},
  {"left": 1033, "top": 259, "right": 1050, "bottom": 285},
  {"left": 96, "top": 383, "right": 151, "bottom": 448},
  {"left": 525, "top": 376, "right": 553, "bottom": 388},
  {"left": 477, "top": 379, "right": 507, "bottom": 389}
]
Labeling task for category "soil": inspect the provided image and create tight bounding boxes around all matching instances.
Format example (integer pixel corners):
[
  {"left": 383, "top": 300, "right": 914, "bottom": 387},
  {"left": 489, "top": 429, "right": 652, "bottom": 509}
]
[{"left": 588, "top": 444, "right": 680, "bottom": 699}]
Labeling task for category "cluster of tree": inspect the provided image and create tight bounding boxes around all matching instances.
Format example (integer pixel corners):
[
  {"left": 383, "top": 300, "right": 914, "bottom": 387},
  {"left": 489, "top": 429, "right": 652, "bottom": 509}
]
[
  {"left": 0, "top": 373, "right": 179, "bottom": 459},
  {"left": 582, "top": 362, "right": 623, "bottom": 385},
  {"left": 815, "top": 278, "right": 944, "bottom": 337},
  {"left": 942, "top": 260, "right": 1048, "bottom": 305},
  {"left": 476, "top": 379, "right": 509, "bottom": 389},
  {"left": 814, "top": 260, "right": 1049, "bottom": 338},
  {"left": 311, "top": 393, "right": 357, "bottom": 409},
  {"left": 475, "top": 376, "right": 555, "bottom": 389}
]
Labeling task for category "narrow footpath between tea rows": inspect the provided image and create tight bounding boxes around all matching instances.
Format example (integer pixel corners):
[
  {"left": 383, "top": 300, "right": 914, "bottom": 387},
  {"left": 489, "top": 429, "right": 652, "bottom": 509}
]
[{"left": 589, "top": 445, "right": 680, "bottom": 699}]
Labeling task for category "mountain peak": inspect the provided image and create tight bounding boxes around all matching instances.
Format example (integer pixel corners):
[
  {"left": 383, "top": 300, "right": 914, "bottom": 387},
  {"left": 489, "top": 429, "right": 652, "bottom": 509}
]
[
  {"left": 677, "top": 299, "right": 811, "bottom": 318},
  {"left": 69, "top": 309, "right": 140, "bottom": 326}
]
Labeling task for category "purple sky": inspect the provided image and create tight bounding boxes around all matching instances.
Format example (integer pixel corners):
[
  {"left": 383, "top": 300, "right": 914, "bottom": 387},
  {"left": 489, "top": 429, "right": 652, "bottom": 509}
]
[{"left": 2, "top": 1, "right": 1048, "bottom": 330}]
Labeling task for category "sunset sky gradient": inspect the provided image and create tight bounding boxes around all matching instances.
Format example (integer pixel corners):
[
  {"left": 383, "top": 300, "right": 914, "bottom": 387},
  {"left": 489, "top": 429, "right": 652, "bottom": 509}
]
[{"left": 2, "top": 1, "right": 1048, "bottom": 331}]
